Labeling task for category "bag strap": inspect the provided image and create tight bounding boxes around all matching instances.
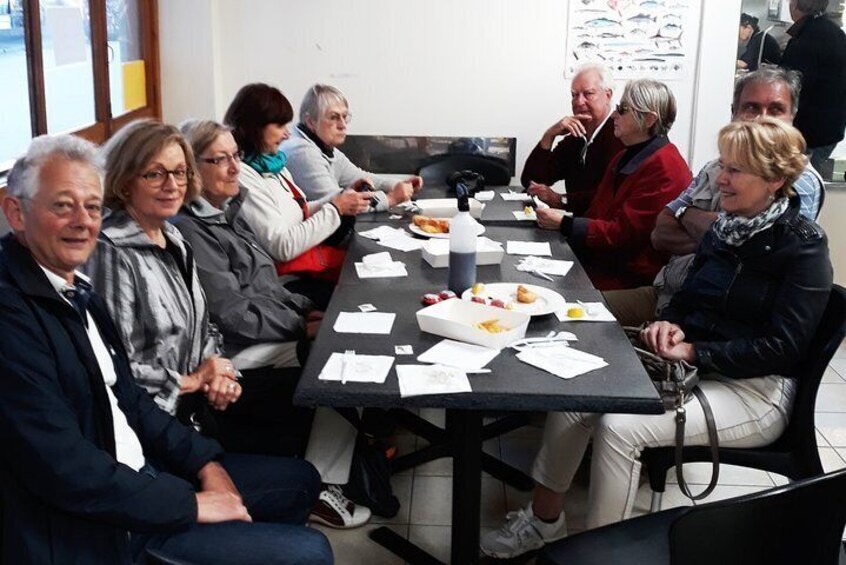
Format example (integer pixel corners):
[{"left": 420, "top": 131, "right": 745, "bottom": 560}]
[{"left": 674, "top": 386, "right": 720, "bottom": 500}]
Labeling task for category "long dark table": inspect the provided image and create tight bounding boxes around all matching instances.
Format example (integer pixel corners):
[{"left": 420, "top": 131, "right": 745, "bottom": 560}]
[
  {"left": 355, "top": 184, "right": 534, "bottom": 226},
  {"left": 294, "top": 213, "right": 662, "bottom": 564},
  {"left": 337, "top": 224, "right": 594, "bottom": 290}
]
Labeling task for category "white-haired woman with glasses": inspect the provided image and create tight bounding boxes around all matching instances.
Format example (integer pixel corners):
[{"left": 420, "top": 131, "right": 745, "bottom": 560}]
[
  {"left": 281, "top": 83, "right": 423, "bottom": 209},
  {"left": 86, "top": 119, "right": 241, "bottom": 421},
  {"left": 536, "top": 78, "right": 692, "bottom": 291}
]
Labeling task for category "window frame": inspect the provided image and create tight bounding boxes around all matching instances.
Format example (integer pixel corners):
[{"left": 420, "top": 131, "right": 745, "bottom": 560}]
[{"left": 3, "top": 0, "right": 160, "bottom": 178}]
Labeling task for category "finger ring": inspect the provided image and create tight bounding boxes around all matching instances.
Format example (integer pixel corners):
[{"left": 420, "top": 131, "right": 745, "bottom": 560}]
[{"left": 228, "top": 383, "right": 236, "bottom": 391}]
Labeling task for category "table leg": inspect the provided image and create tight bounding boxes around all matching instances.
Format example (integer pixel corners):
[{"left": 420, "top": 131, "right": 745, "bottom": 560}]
[{"left": 448, "top": 409, "right": 483, "bottom": 565}]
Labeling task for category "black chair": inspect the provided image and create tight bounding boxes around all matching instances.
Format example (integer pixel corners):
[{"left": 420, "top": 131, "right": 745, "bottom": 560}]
[
  {"left": 538, "top": 468, "right": 846, "bottom": 565},
  {"left": 416, "top": 154, "right": 512, "bottom": 187},
  {"left": 643, "top": 284, "right": 846, "bottom": 511},
  {"left": 146, "top": 549, "right": 195, "bottom": 564}
]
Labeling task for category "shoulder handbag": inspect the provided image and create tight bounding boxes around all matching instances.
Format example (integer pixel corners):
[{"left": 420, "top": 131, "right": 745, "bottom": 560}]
[
  {"left": 623, "top": 327, "right": 720, "bottom": 500},
  {"left": 334, "top": 408, "right": 401, "bottom": 518}
]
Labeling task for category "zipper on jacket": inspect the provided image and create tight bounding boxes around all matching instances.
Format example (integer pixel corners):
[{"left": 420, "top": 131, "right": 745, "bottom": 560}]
[{"left": 724, "top": 259, "right": 743, "bottom": 311}]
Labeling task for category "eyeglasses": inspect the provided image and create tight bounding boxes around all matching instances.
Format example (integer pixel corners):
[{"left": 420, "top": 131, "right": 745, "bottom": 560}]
[
  {"left": 198, "top": 152, "right": 242, "bottom": 167},
  {"left": 615, "top": 103, "right": 631, "bottom": 116},
  {"left": 138, "top": 167, "right": 192, "bottom": 188},
  {"left": 22, "top": 197, "right": 103, "bottom": 219},
  {"left": 324, "top": 111, "right": 352, "bottom": 124}
]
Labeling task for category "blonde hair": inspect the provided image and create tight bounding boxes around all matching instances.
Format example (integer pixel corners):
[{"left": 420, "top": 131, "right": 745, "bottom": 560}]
[
  {"left": 101, "top": 119, "right": 201, "bottom": 210},
  {"left": 718, "top": 118, "right": 808, "bottom": 198}
]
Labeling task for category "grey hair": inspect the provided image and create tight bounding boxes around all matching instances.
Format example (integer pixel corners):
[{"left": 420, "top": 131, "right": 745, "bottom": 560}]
[
  {"left": 794, "top": 0, "right": 829, "bottom": 15},
  {"left": 621, "top": 79, "right": 677, "bottom": 136},
  {"left": 573, "top": 62, "right": 615, "bottom": 93},
  {"left": 179, "top": 119, "right": 232, "bottom": 159},
  {"left": 7, "top": 134, "right": 103, "bottom": 201},
  {"left": 732, "top": 65, "right": 802, "bottom": 117},
  {"left": 299, "top": 84, "right": 348, "bottom": 124}
]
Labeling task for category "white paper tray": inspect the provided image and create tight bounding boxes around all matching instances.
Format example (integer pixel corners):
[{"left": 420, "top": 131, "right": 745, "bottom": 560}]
[
  {"left": 416, "top": 298, "right": 530, "bottom": 350},
  {"left": 414, "top": 198, "right": 484, "bottom": 219},
  {"left": 421, "top": 238, "right": 504, "bottom": 268}
]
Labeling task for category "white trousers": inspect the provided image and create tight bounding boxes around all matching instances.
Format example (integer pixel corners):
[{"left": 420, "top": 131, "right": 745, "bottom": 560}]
[
  {"left": 531, "top": 374, "right": 795, "bottom": 529},
  {"left": 304, "top": 407, "right": 358, "bottom": 485}
]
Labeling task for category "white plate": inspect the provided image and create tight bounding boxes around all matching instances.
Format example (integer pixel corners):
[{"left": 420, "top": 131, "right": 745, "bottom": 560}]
[
  {"left": 408, "top": 220, "right": 486, "bottom": 239},
  {"left": 461, "top": 283, "right": 566, "bottom": 317}
]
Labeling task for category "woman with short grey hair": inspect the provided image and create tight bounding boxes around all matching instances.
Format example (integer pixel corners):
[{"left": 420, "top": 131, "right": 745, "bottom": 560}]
[
  {"left": 618, "top": 78, "right": 676, "bottom": 137},
  {"left": 281, "top": 83, "right": 423, "bottom": 210}
]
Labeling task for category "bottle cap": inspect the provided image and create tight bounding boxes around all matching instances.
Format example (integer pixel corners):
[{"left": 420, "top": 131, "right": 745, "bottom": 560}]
[{"left": 455, "top": 182, "right": 470, "bottom": 212}]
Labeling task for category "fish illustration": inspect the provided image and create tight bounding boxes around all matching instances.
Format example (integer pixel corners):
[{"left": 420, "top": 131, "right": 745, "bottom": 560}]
[
  {"left": 638, "top": 0, "right": 665, "bottom": 11},
  {"left": 576, "top": 41, "right": 600, "bottom": 50},
  {"left": 628, "top": 14, "right": 657, "bottom": 24},
  {"left": 585, "top": 17, "right": 622, "bottom": 28}
]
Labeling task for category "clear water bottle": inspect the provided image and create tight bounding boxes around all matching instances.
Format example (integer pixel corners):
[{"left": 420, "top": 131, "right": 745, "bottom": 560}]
[{"left": 448, "top": 182, "right": 477, "bottom": 294}]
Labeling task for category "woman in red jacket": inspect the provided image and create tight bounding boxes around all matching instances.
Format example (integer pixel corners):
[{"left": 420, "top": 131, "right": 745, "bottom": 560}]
[{"left": 537, "top": 79, "right": 692, "bottom": 290}]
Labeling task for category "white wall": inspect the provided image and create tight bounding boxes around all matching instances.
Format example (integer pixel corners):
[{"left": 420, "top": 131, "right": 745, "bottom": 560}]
[
  {"left": 158, "top": 0, "right": 843, "bottom": 284},
  {"left": 818, "top": 191, "right": 846, "bottom": 286},
  {"left": 160, "top": 0, "right": 739, "bottom": 177}
]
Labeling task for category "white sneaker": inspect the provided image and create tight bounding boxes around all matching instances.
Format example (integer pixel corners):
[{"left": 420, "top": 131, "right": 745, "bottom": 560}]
[
  {"left": 309, "top": 484, "right": 372, "bottom": 529},
  {"left": 480, "top": 504, "right": 567, "bottom": 559}
]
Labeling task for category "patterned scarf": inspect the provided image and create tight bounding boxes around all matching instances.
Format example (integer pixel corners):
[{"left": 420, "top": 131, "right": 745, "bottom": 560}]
[{"left": 712, "top": 196, "right": 789, "bottom": 247}]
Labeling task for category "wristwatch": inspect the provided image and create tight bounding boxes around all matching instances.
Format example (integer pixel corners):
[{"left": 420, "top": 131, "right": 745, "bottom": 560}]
[{"left": 674, "top": 205, "right": 689, "bottom": 221}]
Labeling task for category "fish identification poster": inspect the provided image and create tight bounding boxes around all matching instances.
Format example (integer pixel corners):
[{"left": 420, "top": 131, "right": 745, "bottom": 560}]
[{"left": 565, "top": 0, "right": 698, "bottom": 79}]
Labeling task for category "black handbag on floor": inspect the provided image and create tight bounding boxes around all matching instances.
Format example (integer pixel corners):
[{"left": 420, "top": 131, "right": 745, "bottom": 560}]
[
  {"left": 623, "top": 327, "right": 720, "bottom": 501},
  {"left": 335, "top": 408, "right": 400, "bottom": 518}
]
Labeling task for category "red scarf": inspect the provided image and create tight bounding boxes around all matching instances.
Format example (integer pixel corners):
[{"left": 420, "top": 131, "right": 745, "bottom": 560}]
[{"left": 275, "top": 176, "right": 345, "bottom": 282}]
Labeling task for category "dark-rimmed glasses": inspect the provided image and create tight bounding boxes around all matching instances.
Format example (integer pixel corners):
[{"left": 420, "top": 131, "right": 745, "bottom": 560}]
[
  {"left": 615, "top": 102, "right": 631, "bottom": 116},
  {"left": 138, "top": 168, "right": 192, "bottom": 188}
]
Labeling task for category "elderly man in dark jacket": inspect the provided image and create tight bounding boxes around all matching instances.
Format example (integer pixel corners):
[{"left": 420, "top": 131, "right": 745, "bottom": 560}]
[{"left": 0, "top": 134, "right": 333, "bottom": 564}]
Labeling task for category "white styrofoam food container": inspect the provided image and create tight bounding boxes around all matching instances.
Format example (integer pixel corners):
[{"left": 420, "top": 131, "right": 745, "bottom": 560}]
[
  {"left": 416, "top": 298, "right": 530, "bottom": 350},
  {"left": 415, "top": 198, "right": 484, "bottom": 219},
  {"left": 421, "top": 237, "right": 505, "bottom": 268}
]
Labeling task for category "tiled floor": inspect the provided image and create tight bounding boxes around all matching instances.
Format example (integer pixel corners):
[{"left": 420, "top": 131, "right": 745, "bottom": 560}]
[{"left": 316, "top": 340, "right": 846, "bottom": 564}]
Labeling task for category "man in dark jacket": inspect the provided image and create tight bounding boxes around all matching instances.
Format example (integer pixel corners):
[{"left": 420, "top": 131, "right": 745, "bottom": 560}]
[
  {"left": 0, "top": 134, "right": 332, "bottom": 564},
  {"left": 521, "top": 63, "right": 625, "bottom": 216},
  {"left": 780, "top": 0, "right": 846, "bottom": 171}
]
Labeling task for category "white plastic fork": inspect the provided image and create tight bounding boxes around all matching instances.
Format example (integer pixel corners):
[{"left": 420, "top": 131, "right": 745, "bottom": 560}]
[{"left": 341, "top": 350, "right": 355, "bottom": 385}]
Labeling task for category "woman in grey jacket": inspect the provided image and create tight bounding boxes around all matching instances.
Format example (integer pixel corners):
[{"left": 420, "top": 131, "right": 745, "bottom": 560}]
[{"left": 176, "top": 119, "right": 373, "bottom": 531}]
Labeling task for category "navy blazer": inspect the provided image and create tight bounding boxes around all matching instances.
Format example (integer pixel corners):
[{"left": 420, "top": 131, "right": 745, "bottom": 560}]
[{"left": 0, "top": 234, "right": 223, "bottom": 564}]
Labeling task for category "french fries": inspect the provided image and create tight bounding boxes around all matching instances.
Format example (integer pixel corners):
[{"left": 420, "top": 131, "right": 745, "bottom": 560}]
[{"left": 473, "top": 319, "right": 507, "bottom": 334}]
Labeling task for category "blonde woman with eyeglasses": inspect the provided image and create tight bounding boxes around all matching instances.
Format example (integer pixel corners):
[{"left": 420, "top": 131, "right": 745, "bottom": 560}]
[{"left": 85, "top": 119, "right": 241, "bottom": 422}]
